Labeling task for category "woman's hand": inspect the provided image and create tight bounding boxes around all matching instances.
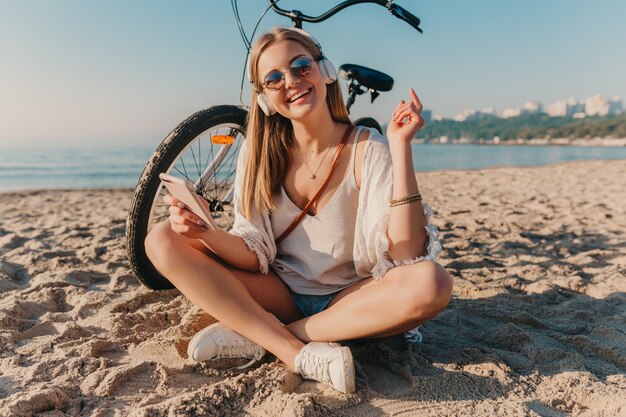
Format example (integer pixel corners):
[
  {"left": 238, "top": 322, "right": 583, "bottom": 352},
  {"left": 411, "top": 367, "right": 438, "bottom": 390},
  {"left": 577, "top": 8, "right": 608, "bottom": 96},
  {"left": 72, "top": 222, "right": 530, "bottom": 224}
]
[
  {"left": 163, "top": 194, "right": 210, "bottom": 240},
  {"left": 386, "top": 88, "right": 425, "bottom": 146}
]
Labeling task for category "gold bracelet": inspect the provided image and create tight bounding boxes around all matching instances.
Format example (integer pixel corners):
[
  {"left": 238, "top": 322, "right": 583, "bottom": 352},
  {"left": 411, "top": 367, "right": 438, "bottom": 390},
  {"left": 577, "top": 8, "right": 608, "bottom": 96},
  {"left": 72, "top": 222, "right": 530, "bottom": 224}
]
[{"left": 389, "top": 192, "right": 422, "bottom": 207}]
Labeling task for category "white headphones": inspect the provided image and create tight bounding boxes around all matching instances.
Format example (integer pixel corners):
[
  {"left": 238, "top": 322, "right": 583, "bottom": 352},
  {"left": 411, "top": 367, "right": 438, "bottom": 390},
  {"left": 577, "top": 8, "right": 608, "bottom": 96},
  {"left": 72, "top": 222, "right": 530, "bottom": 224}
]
[{"left": 247, "top": 28, "right": 338, "bottom": 116}]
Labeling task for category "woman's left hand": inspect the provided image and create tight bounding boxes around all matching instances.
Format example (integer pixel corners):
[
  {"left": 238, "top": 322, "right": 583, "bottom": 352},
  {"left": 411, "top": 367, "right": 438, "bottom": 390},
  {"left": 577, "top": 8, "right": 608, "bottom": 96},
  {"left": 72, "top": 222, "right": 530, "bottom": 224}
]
[{"left": 386, "top": 88, "right": 425, "bottom": 145}]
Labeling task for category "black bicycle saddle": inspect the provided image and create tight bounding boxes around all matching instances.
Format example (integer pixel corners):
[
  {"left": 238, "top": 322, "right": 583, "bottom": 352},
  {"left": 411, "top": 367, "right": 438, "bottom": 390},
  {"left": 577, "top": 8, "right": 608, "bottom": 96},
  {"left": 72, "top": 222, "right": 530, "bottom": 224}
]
[{"left": 338, "top": 64, "right": 394, "bottom": 92}]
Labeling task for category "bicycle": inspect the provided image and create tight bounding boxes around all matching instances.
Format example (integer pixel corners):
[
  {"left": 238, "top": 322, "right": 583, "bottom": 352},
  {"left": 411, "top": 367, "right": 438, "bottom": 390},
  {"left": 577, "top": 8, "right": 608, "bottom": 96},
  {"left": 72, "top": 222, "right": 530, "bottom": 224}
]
[{"left": 126, "top": 0, "right": 423, "bottom": 290}]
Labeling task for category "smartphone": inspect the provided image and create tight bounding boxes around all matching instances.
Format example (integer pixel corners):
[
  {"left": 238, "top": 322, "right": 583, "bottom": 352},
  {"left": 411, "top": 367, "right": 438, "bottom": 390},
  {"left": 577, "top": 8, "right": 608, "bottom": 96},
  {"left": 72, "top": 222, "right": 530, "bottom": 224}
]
[{"left": 159, "top": 173, "right": 216, "bottom": 231}]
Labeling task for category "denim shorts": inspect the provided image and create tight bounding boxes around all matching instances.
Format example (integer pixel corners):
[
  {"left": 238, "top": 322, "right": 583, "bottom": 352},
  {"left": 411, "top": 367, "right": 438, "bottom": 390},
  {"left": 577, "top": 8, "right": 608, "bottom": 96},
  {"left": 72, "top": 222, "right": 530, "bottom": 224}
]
[{"left": 289, "top": 290, "right": 341, "bottom": 318}]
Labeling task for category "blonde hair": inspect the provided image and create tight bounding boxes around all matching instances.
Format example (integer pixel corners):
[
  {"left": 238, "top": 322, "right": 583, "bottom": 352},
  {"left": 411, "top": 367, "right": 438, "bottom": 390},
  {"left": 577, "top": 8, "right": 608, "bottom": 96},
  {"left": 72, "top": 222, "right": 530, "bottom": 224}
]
[{"left": 241, "top": 27, "right": 351, "bottom": 219}]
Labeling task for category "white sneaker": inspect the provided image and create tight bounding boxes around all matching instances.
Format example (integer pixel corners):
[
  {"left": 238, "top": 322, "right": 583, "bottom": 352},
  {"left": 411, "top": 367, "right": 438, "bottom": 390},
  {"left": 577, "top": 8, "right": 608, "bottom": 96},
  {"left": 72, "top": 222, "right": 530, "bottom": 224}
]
[
  {"left": 187, "top": 322, "right": 266, "bottom": 369},
  {"left": 294, "top": 342, "right": 355, "bottom": 394}
]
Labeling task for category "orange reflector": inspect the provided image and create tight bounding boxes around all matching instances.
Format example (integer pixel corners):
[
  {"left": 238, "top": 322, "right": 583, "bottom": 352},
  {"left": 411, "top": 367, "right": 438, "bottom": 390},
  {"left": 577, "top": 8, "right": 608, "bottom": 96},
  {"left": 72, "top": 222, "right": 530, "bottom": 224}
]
[{"left": 212, "top": 135, "right": 236, "bottom": 145}]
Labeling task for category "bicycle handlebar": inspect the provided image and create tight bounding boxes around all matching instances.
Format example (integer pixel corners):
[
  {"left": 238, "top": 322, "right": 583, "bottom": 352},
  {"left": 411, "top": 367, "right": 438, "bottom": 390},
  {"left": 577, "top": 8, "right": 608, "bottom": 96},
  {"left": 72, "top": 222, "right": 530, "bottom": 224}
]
[
  {"left": 387, "top": 3, "right": 422, "bottom": 33},
  {"left": 267, "top": 0, "right": 422, "bottom": 33}
]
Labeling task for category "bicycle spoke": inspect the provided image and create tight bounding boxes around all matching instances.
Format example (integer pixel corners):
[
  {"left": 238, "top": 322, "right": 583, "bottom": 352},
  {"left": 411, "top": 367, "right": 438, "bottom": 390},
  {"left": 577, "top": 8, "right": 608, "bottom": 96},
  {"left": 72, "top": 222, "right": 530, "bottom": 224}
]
[
  {"left": 211, "top": 129, "right": 219, "bottom": 196},
  {"left": 198, "top": 133, "right": 202, "bottom": 183},
  {"left": 211, "top": 163, "right": 234, "bottom": 197},
  {"left": 179, "top": 154, "right": 190, "bottom": 180},
  {"left": 172, "top": 165, "right": 187, "bottom": 178},
  {"left": 189, "top": 139, "right": 201, "bottom": 183},
  {"left": 214, "top": 165, "right": 236, "bottom": 197},
  {"left": 223, "top": 211, "right": 233, "bottom": 229}
]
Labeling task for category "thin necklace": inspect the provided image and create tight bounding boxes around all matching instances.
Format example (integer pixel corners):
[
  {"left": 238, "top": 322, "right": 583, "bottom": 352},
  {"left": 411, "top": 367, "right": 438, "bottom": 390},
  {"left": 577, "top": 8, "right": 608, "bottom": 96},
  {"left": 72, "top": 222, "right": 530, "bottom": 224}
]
[{"left": 294, "top": 125, "right": 339, "bottom": 179}]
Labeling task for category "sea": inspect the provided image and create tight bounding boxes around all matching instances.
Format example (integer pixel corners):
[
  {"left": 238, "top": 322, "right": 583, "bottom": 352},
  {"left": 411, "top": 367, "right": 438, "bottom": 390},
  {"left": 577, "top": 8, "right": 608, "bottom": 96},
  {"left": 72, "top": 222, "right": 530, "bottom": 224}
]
[{"left": 1, "top": 143, "right": 626, "bottom": 192}]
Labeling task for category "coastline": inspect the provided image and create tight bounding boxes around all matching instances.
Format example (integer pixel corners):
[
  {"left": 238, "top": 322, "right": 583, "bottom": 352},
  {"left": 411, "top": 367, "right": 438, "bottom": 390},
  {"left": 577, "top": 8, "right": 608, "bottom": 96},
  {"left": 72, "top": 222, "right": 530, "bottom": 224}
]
[
  {"left": 412, "top": 137, "right": 626, "bottom": 146},
  {"left": 3, "top": 141, "right": 626, "bottom": 194},
  {"left": 1, "top": 159, "right": 625, "bottom": 416}
]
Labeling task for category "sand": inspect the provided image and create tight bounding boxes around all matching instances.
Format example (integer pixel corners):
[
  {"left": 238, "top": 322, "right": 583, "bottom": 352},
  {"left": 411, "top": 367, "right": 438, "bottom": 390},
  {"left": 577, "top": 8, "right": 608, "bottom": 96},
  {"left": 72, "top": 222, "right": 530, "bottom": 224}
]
[{"left": 1, "top": 159, "right": 625, "bottom": 417}]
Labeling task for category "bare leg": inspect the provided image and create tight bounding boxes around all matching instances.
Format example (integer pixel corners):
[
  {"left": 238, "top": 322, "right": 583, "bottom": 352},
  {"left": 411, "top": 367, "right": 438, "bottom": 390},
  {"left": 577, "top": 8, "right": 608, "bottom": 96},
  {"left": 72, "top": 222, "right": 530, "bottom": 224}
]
[
  {"left": 285, "top": 260, "right": 453, "bottom": 342},
  {"left": 145, "top": 221, "right": 304, "bottom": 368}
]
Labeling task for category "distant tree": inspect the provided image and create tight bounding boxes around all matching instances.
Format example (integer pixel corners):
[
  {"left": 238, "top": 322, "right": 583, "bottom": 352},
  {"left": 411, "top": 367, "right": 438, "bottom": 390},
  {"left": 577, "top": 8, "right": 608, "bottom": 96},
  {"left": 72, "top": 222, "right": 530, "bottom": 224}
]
[{"left": 416, "top": 113, "right": 626, "bottom": 141}]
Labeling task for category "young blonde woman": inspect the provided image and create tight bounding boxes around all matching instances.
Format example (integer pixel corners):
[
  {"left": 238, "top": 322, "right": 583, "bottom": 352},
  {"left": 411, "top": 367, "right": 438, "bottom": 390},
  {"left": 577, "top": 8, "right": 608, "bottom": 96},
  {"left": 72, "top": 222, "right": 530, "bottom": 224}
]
[{"left": 145, "top": 27, "right": 452, "bottom": 394}]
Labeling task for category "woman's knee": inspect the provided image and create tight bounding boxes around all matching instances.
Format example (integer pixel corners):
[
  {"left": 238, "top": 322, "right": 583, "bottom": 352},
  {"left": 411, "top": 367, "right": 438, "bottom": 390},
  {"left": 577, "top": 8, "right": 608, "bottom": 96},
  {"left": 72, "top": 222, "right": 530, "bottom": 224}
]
[
  {"left": 144, "top": 221, "right": 179, "bottom": 267},
  {"left": 392, "top": 260, "right": 453, "bottom": 320}
]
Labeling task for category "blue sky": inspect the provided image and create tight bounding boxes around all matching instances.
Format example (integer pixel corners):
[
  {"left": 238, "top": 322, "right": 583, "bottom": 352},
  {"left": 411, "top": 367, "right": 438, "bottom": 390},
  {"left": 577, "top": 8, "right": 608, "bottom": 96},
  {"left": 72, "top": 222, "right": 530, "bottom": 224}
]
[{"left": 1, "top": 0, "right": 625, "bottom": 146}]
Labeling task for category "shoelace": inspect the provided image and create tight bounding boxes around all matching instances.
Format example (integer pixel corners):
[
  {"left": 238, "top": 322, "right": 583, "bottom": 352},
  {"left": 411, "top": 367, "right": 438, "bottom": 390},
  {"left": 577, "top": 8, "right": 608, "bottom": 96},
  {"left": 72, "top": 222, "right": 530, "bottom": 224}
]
[
  {"left": 216, "top": 340, "right": 263, "bottom": 370},
  {"left": 298, "top": 352, "right": 332, "bottom": 384}
]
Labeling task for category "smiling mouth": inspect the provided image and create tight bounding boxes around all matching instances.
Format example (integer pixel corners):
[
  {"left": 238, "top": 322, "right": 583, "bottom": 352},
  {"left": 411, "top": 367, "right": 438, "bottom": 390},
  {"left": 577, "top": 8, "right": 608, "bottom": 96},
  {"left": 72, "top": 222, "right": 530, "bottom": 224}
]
[{"left": 287, "top": 89, "right": 311, "bottom": 103}]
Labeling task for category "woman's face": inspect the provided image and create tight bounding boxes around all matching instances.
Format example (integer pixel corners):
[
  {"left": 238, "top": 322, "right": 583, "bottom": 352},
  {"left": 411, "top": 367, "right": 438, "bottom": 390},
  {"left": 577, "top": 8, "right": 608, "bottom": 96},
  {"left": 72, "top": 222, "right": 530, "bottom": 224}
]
[{"left": 256, "top": 39, "right": 327, "bottom": 121}]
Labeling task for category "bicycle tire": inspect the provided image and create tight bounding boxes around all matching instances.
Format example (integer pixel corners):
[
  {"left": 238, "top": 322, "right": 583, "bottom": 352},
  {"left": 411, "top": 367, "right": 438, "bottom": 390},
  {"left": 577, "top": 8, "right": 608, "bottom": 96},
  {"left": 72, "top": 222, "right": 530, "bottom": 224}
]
[
  {"left": 354, "top": 117, "right": 382, "bottom": 135},
  {"left": 126, "top": 105, "right": 248, "bottom": 290}
]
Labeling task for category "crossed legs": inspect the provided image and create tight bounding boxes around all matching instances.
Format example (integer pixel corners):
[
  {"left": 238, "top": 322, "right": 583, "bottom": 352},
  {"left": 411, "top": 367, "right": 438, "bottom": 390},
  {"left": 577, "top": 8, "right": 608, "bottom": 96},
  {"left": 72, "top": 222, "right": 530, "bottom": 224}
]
[
  {"left": 286, "top": 259, "right": 453, "bottom": 343},
  {"left": 145, "top": 221, "right": 452, "bottom": 369}
]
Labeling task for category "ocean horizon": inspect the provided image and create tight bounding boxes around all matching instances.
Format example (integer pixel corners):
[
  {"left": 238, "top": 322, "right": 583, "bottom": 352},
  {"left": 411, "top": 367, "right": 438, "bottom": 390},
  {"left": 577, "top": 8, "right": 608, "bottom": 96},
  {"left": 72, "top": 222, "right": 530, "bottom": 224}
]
[{"left": 1, "top": 142, "right": 626, "bottom": 193}]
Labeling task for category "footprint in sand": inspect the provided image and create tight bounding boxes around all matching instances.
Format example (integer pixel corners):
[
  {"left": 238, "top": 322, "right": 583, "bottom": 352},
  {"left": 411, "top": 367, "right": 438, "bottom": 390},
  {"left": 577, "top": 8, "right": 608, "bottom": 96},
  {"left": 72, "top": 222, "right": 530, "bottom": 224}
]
[
  {"left": 0, "top": 260, "right": 29, "bottom": 291},
  {"left": 64, "top": 270, "right": 110, "bottom": 288},
  {"left": 105, "top": 290, "right": 189, "bottom": 344},
  {"left": 80, "top": 361, "right": 161, "bottom": 397}
]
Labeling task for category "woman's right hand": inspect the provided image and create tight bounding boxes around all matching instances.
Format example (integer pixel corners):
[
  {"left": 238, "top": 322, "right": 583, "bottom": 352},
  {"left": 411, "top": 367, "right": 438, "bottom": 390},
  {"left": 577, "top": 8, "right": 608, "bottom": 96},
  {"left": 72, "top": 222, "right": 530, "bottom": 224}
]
[{"left": 163, "top": 194, "right": 210, "bottom": 240}]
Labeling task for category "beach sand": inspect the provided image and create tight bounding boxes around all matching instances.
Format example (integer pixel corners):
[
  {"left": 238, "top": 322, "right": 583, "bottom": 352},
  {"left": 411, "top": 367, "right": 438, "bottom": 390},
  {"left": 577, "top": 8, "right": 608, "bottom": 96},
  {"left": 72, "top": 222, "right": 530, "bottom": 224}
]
[{"left": 1, "top": 159, "right": 625, "bottom": 416}]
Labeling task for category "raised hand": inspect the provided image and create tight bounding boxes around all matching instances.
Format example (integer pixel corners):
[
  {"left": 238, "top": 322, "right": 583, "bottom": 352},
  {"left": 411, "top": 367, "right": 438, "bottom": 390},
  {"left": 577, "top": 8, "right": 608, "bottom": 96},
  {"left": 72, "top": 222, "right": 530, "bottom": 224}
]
[{"left": 386, "top": 88, "right": 425, "bottom": 146}]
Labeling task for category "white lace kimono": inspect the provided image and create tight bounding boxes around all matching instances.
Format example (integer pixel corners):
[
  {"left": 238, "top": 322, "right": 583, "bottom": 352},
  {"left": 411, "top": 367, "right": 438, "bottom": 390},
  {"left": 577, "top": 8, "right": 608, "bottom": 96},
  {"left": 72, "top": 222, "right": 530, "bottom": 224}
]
[{"left": 229, "top": 127, "right": 442, "bottom": 343}]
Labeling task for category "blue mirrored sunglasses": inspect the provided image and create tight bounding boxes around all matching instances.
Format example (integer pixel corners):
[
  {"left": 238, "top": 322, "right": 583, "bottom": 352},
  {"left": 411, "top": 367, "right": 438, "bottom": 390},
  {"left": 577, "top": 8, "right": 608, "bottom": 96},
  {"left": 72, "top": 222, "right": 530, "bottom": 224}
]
[{"left": 262, "top": 57, "right": 314, "bottom": 91}]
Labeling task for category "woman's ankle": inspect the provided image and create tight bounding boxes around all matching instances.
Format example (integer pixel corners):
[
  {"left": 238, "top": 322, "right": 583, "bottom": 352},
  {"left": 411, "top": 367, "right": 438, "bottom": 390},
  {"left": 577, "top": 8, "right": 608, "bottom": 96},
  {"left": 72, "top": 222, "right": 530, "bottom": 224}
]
[{"left": 277, "top": 337, "right": 306, "bottom": 371}]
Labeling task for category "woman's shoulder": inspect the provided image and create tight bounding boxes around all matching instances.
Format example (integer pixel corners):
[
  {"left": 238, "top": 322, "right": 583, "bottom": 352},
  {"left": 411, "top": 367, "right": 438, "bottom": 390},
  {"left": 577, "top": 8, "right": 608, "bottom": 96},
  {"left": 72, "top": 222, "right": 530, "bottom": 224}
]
[
  {"left": 363, "top": 126, "right": 386, "bottom": 143},
  {"left": 353, "top": 126, "right": 386, "bottom": 152},
  {"left": 354, "top": 126, "right": 392, "bottom": 188},
  {"left": 358, "top": 127, "right": 391, "bottom": 160}
]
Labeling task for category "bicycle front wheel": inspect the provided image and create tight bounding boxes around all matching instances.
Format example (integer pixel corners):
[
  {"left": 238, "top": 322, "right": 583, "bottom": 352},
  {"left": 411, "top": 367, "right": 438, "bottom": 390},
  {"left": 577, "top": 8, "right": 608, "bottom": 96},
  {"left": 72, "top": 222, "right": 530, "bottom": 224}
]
[{"left": 126, "top": 105, "right": 248, "bottom": 290}]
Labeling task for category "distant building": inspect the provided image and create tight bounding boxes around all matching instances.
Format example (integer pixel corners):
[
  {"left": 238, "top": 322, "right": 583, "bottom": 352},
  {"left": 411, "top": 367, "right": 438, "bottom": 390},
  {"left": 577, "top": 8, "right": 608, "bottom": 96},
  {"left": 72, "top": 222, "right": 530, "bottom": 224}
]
[
  {"left": 454, "top": 109, "right": 475, "bottom": 122},
  {"left": 609, "top": 96, "right": 623, "bottom": 115},
  {"left": 585, "top": 94, "right": 611, "bottom": 116},
  {"left": 441, "top": 95, "right": 621, "bottom": 121},
  {"left": 523, "top": 101, "right": 543, "bottom": 114},
  {"left": 502, "top": 101, "right": 542, "bottom": 118},
  {"left": 454, "top": 108, "right": 497, "bottom": 122},
  {"left": 502, "top": 107, "right": 522, "bottom": 118},
  {"left": 421, "top": 110, "right": 432, "bottom": 123},
  {"left": 547, "top": 100, "right": 567, "bottom": 117},
  {"left": 547, "top": 97, "right": 583, "bottom": 117},
  {"left": 580, "top": 95, "right": 623, "bottom": 116}
]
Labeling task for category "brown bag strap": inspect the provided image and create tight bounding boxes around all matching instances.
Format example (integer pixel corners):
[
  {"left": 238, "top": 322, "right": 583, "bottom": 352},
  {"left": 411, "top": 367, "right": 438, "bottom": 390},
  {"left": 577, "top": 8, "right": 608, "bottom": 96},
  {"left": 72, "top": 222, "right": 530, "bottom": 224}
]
[{"left": 276, "top": 125, "right": 355, "bottom": 244}]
